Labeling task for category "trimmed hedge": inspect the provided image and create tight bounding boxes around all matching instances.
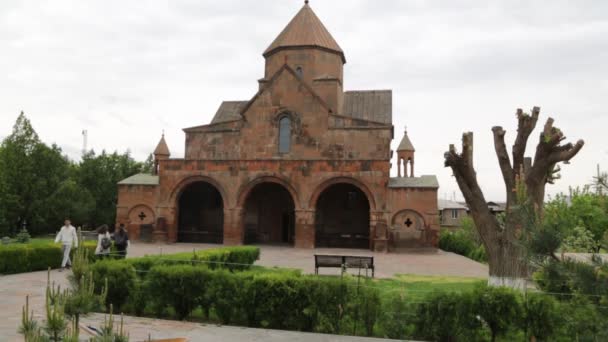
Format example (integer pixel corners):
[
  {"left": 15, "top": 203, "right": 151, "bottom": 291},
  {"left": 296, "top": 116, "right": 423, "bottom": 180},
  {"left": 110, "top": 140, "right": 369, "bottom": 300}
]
[
  {"left": 439, "top": 229, "right": 487, "bottom": 263},
  {"left": 0, "top": 241, "right": 96, "bottom": 274},
  {"left": 124, "top": 245, "right": 260, "bottom": 272}
]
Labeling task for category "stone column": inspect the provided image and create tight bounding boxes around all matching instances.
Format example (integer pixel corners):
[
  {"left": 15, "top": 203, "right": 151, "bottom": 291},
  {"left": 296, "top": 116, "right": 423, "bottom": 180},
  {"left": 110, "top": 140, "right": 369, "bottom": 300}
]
[
  {"left": 294, "top": 209, "right": 315, "bottom": 248},
  {"left": 223, "top": 207, "right": 244, "bottom": 245},
  {"left": 157, "top": 206, "right": 176, "bottom": 243}
]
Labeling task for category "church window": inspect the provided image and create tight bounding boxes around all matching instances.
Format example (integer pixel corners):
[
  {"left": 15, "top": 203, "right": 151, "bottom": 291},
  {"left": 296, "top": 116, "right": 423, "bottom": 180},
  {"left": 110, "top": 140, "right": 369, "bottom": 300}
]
[
  {"left": 279, "top": 116, "right": 291, "bottom": 153},
  {"left": 296, "top": 66, "right": 303, "bottom": 77}
]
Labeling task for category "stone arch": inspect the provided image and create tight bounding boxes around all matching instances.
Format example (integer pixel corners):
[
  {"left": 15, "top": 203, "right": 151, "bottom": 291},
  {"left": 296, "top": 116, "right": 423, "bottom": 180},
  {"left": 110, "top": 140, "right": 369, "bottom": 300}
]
[
  {"left": 169, "top": 175, "right": 228, "bottom": 209},
  {"left": 171, "top": 176, "right": 227, "bottom": 243},
  {"left": 127, "top": 204, "right": 155, "bottom": 241},
  {"left": 308, "top": 176, "right": 376, "bottom": 211},
  {"left": 311, "top": 177, "right": 375, "bottom": 249},
  {"left": 238, "top": 175, "right": 298, "bottom": 245},
  {"left": 392, "top": 209, "right": 426, "bottom": 228},
  {"left": 127, "top": 204, "right": 155, "bottom": 225},
  {"left": 391, "top": 209, "right": 427, "bottom": 248},
  {"left": 237, "top": 175, "right": 301, "bottom": 209}
]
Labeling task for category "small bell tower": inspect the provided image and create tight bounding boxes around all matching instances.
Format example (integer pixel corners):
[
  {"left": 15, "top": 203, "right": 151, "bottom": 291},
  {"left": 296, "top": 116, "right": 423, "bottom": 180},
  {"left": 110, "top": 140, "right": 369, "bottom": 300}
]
[
  {"left": 396, "top": 127, "right": 415, "bottom": 177},
  {"left": 153, "top": 133, "right": 170, "bottom": 175}
]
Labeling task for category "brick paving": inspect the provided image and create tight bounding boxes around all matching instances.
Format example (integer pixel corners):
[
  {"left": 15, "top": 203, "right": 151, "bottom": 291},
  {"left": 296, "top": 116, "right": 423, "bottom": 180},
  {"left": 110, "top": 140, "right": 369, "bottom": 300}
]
[{"left": 0, "top": 244, "right": 487, "bottom": 341}]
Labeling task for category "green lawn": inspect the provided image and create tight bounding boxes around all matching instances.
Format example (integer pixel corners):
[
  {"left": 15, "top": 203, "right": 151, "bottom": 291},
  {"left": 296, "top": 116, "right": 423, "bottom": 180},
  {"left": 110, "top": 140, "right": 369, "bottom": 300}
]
[{"left": 368, "top": 274, "right": 486, "bottom": 299}]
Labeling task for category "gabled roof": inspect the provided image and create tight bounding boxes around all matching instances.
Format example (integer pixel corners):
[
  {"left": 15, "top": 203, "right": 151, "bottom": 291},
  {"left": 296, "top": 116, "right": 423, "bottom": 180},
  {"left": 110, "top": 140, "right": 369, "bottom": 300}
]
[
  {"left": 118, "top": 173, "right": 159, "bottom": 186},
  {"left": 264, "top": 3, "right": 345, "bottom": 63},
  {"left": 342, "top": 90, "right": 392, "bottom": 125},
  {"left": 153, "top": 135, "right": 170, "bottom": 156},
  {"left": 388, "top": 175, "right": 439, "bottom": 189},
  {"left": 211, "top": 101, "right": 248, "bottom": 124},
  {"left": 438, "top": 199, "right": 468, "bottom": 210},
  {"left": 397, "top": 130, "right": 415, "bottom": 152}
]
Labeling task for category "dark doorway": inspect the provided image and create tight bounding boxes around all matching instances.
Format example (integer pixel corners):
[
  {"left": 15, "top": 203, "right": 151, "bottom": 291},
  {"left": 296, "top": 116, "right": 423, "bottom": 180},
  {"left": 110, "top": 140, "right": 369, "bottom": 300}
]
[
  {"left": 315, "top": 183, "right": 370, "bottom": 248},
  {"left": 243, "top": 183, "right": 295, "bottom": 245},
  {"left": 178, "top": 182, "right": 224, "bottom": 243}
]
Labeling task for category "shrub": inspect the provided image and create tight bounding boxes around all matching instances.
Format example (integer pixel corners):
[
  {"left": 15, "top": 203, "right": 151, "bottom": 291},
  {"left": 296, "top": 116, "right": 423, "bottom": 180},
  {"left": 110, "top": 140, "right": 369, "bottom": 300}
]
[
  {"left": 413, "top": 291, "right": 480, "bottom": 341},
  {"left": 145, "top": 265, "right": 211, "bottom": 320},
  {"left": 439, "top": 228, "right": 487, "bottom": 262},
  {"left": 2, "top": 236, "right": 11, "bottom": 245},
  {"left": 16, "top": 228, "right": 31, "bottom": 243},
  {"left": 377, "top": 294, "right": 414, "bottom": 339},
  {"left": 0, "top": 241, "right": 96, "bottom": 274},
  {"left": 524, "top": 293, "right": 559, "bottom": 341},
  {"left": 472, "top": 286, "right": 522, "bottom": 342},
  {"left": 90, "top": 260, "right": 136, "bottom": 312}
]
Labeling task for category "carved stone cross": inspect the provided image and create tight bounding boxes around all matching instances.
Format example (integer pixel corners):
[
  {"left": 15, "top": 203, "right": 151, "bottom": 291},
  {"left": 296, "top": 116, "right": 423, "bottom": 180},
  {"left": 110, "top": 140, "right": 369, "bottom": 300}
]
[{"left": 138, "top": 211, "right": 147, "bottom": 221}]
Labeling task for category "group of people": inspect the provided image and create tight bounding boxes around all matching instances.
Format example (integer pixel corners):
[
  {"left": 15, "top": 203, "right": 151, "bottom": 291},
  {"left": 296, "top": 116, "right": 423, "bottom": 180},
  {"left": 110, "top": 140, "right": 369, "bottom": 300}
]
[{"left": 54, "top": 219, "right": 130, "bottom": 271}]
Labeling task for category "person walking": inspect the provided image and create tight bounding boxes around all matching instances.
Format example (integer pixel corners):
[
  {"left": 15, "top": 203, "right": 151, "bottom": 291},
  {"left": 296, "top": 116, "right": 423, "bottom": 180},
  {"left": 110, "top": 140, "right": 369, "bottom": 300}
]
[
  {"left": 95, "top": 224, "right": 112, "bottom": 259},
  {"left": 113, "top": 224, "right": 130, "bottom": 259},
  {"left": 54, "top": 219, "right": 78, "bottom": 271}
]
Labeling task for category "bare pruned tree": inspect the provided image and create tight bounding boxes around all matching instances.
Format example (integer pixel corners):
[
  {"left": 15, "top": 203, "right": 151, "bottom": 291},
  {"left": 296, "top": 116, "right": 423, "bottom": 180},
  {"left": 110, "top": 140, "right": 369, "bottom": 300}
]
[{"left": 444, "top": 107, "right": 584, "bottom": 288}]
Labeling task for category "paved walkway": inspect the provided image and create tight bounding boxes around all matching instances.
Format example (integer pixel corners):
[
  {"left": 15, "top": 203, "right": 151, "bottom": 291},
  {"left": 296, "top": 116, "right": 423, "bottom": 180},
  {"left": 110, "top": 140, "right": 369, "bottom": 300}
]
[
  {"left": 129, "top": 243, "right": 489, "bottom": 278},
  {"left": 0, "top": 245, "right": 486, "bottom": 340}
]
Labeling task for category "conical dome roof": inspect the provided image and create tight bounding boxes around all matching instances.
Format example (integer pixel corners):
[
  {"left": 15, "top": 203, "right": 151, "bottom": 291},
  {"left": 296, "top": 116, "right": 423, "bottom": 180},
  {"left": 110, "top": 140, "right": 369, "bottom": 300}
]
[
  {"left": 154, "top": 134, "right": 170, "bottom": 156},
  {"left": 397, "top": 130, "right": 415, "bottom": 152},
  {"left": 263, "top": 2, "right": 345, "bottom": 63}
]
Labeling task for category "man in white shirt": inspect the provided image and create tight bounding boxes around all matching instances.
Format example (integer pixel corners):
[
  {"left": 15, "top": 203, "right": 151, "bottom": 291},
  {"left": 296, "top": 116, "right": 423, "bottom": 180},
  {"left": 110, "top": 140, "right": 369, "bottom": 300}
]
[{"left": 54, "top": 219, "right": 78, "bottom": 271}]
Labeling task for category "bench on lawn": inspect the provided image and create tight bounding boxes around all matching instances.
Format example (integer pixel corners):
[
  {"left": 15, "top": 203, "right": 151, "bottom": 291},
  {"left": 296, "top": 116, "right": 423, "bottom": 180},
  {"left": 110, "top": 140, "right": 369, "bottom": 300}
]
[{"left": 314, "top": 254, "right": 374, "bottom": 278}]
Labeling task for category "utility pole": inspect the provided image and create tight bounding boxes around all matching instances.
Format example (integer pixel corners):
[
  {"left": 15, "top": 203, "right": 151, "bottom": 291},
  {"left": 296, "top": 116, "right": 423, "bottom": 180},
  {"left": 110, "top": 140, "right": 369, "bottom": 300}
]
[{"left": 82, "top": 130, "right": 88, "bottom": 156}]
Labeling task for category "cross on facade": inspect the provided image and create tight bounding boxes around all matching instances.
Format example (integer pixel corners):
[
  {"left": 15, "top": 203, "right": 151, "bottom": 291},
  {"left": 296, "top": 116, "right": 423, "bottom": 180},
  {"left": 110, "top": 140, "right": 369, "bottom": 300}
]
[
  {"left": 404, "top": 218, "right": 413, "bottom": 227},
  {"left": 138, "top": 211, "right": 147, "bottom": 221}
]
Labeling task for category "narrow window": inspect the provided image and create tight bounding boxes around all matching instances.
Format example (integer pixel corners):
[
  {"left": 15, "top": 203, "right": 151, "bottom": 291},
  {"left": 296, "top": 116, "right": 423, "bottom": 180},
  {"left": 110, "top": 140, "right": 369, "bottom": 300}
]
[
  {"left": 451, "top": 209, "right": 458, "bottom": 219},
  {"left": 279, "top": 116, "right": 291, "bottom": 153},
  {"left": 296, "top": 66, "right": 303, "bottom": 77}
]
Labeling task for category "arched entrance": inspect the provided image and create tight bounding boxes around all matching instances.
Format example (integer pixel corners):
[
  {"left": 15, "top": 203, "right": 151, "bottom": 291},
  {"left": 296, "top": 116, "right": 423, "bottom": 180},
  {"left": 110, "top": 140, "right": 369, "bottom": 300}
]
[
  {"left": 243, "top": 182, "right": 295, "bottom": 245},
  {"left": 315, "top": 183, "right": 370, "bottom": 248},
  {"left": 177, "top": 181, "right": 224, "bottom": 243}
]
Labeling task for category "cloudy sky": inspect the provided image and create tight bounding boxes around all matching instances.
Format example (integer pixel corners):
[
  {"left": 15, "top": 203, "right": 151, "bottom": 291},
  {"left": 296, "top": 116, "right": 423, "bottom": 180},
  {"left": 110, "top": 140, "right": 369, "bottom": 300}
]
[{"left": 1, "top": 0, "right": 606, "bottom": 201}]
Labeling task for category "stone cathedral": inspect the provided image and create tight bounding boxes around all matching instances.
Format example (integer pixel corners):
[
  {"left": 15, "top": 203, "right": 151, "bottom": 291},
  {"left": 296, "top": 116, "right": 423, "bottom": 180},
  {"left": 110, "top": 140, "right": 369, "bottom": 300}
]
[{"left": 116, "top": 2, "right": 439, "bottom": 251}]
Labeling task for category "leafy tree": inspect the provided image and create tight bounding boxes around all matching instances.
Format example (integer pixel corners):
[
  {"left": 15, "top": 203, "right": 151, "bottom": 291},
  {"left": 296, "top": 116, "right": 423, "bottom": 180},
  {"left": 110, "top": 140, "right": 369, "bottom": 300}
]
[
  {"left": 544, "top": 188, "right": 608, "bottom": 252},
  {"left": 0, "top": 112, "right": 70, "bottom": 235},
  {"left": 43, "top": 180, "right": 96, "bottom": 229},
  {"left": 75, "top": 150, "right": 145, "bottom": 227}
]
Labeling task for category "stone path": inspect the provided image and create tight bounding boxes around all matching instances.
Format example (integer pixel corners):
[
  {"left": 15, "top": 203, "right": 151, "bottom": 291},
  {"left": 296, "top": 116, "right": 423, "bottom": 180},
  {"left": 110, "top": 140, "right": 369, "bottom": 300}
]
[
  {"left": 129, "top": 243, "right": 489, "bottom": 278},
  {"left": 0, "top": 244, "right": 487, "bottom": 340}
]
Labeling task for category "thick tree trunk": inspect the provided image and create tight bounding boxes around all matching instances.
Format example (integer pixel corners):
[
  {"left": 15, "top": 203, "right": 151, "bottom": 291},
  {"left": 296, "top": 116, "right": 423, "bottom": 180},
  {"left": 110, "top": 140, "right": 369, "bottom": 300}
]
[{"left": 445, "top": 107, "right": 583, "bottom": 288}]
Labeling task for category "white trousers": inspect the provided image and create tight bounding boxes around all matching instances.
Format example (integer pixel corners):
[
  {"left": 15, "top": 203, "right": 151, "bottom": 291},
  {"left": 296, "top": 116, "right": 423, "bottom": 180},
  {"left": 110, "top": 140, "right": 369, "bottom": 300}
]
[{"left": 61, "top": 244, "right": 72, "bottom": 268}]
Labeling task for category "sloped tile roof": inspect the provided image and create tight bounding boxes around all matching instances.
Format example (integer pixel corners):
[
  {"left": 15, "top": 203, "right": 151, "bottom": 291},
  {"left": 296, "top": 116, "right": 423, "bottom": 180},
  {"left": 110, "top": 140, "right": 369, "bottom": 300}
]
[
  {"left": 264, "top": 3, "right": 345, "bottom": 62},
  {"left": 343, "top": 90, "right": 392, "bottom": 124},
  {"left": 388, "top": 175, "right": 439, "bottom": 189},
  {"left": 117, "top": 173, "right": 159, "bottom": 185},
  {"left": 210, "top": 101, "right": 248, "bottom": 124}
]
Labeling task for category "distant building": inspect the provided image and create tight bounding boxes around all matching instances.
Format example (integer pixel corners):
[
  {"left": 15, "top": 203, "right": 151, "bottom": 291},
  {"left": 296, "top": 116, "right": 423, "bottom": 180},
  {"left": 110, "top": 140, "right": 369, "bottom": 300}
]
[
  {"left": 438, "top": 199, "right": 468, "bottom": 228},
  {"left": 115, "top": 2, "right": 440, "bottom": 251}
]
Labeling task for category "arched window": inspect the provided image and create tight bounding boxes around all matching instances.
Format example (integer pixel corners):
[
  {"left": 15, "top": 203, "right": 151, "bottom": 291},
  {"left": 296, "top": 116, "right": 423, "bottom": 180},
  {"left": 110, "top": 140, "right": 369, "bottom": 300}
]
[
  {"left": 279, "top": 116, "right": 291, "bottom": 153},
  {"left": 296, "top": 66, "right": 303, "bottom": 78}
]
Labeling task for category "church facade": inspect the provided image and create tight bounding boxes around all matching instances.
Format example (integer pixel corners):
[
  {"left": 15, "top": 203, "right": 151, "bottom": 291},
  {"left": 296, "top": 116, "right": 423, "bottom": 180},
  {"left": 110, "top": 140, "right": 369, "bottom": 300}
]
[{"left": 116, "top": 2, "right": 439, "bottom": 251}]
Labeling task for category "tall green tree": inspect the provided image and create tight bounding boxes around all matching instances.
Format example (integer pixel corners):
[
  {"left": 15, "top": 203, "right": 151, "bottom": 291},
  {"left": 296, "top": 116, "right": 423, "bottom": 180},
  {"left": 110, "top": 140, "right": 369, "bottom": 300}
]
[
  {"left": 544, "top": 188, "right": 608, "bottom": 252},
  {"left": 0, "top": 112, "right": 71, "bottom": 235}
]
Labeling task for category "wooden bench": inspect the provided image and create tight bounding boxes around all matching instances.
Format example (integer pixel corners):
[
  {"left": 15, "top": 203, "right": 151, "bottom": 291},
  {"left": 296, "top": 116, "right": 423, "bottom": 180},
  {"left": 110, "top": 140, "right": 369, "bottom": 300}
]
[{"left": 314, "top": 254, "right": 374, "bottom": 277}]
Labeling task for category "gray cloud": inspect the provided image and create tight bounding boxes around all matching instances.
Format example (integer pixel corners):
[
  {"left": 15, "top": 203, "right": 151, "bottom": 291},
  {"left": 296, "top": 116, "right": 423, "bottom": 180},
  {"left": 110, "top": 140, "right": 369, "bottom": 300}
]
[{"left": 0, "top": 0, "right": 606, "bottom": 201}]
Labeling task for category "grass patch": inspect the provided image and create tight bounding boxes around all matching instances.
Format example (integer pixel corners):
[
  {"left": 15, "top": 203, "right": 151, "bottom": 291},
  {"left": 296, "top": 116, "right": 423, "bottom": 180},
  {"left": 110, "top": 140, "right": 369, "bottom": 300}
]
[{"left": 369, "top": 274, "right": 486, "bottom": 299}]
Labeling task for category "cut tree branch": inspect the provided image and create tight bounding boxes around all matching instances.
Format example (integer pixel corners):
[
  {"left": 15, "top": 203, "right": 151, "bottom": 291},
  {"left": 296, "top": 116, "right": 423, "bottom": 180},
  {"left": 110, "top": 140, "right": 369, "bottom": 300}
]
[
  {"left": 492, "top": 126, "right": 515, "bottom": 201},
  {"left": 513, "top": 107, "right": 540, "bottom": 177}
]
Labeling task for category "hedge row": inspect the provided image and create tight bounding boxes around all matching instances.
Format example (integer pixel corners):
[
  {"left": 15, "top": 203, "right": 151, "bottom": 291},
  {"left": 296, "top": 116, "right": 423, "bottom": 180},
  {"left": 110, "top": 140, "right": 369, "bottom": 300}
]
[
  {"left": 0, "top": 241, "right": 97, "bottom": 274},
  {"left": 124, "top": 246, "right": 260, "bottom": 272},
  {"left": 91, "top": 261, "right": 381, "bottom": 336},
  {"left": 89, "top": 256, "right": 580, "bottom": 340},
  {"left": 439, "top": 229, "right": 487, "bottom": 262}
]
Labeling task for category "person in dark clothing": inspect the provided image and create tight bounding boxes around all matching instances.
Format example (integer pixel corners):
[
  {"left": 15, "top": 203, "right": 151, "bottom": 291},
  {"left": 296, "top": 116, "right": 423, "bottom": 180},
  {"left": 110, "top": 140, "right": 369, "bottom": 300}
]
[{"left": 113, "top": 224, "right": 130, "bottom": 259}]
